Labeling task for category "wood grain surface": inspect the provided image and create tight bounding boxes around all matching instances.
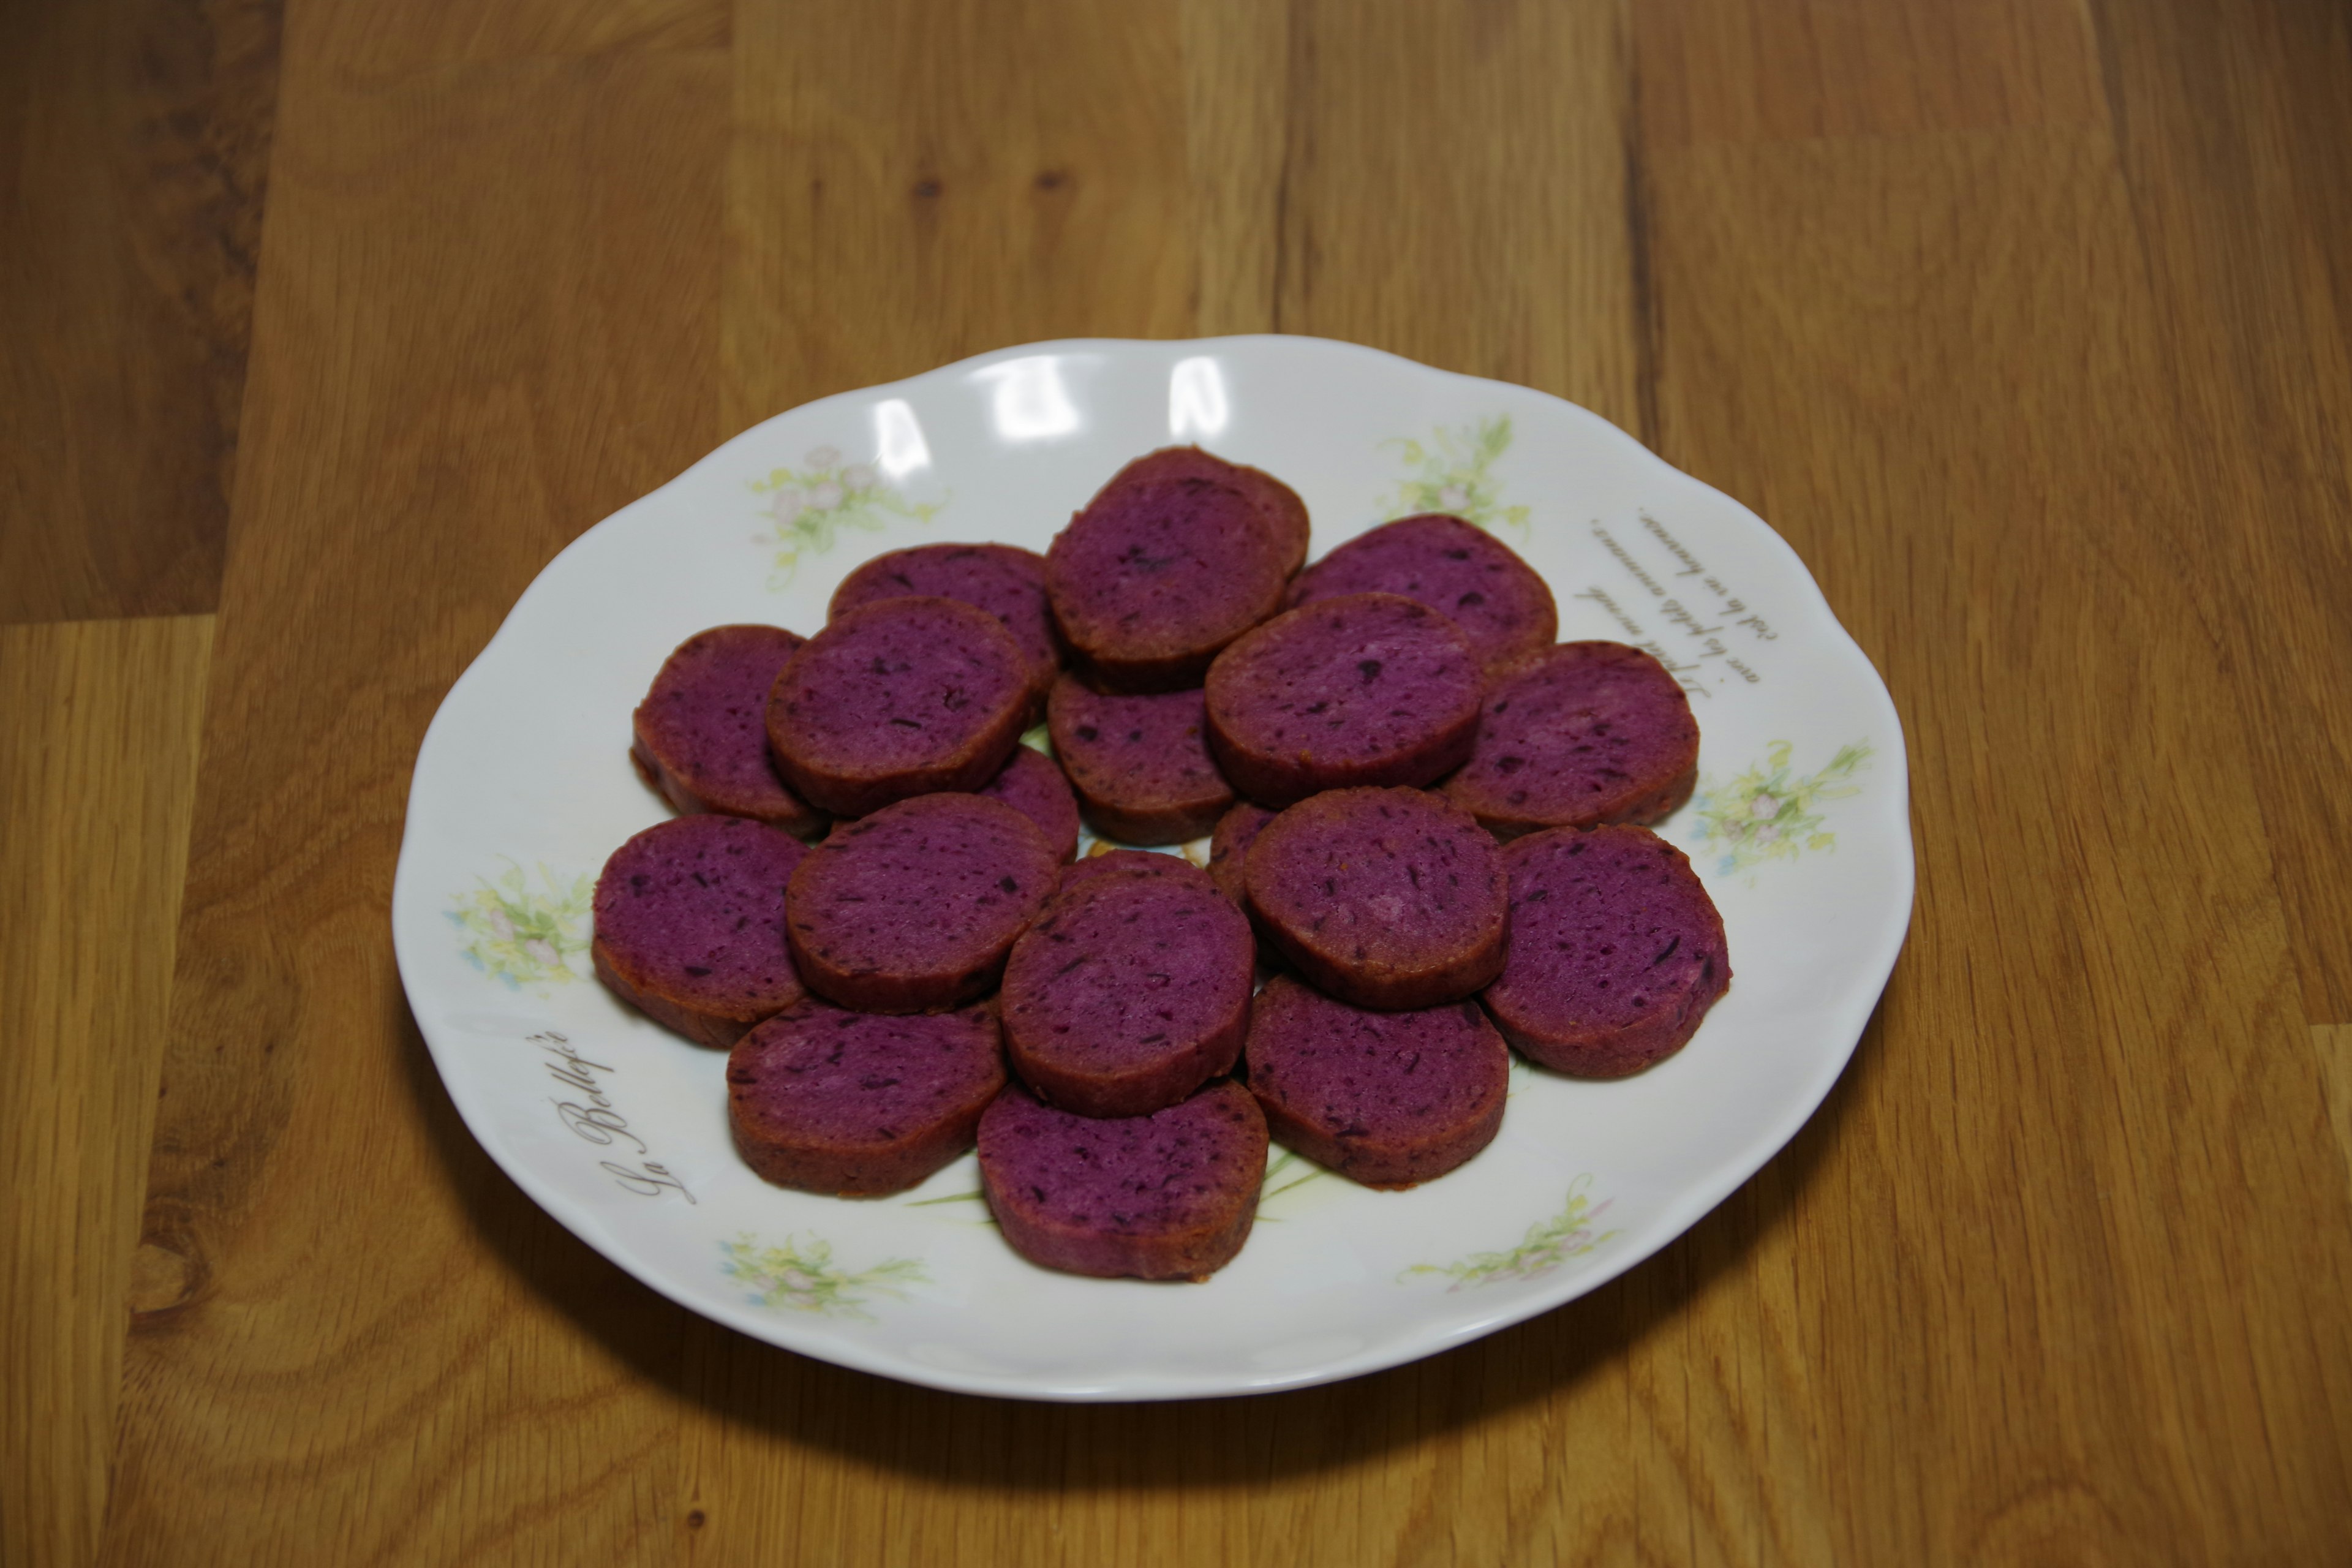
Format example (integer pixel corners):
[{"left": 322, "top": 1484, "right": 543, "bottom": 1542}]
[{"left": 4, "top": 0, "right": 2348, "bottom": 1562}]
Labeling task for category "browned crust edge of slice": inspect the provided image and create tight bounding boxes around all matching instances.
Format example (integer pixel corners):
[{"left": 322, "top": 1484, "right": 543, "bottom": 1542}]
[
  {"left": 1060, "top": 619, "right": 1279, "bottom": 696},
  {"left": 1001, "top": 903, "right": 1253, "bottom": 1119},
  {"left": 1071, "top": 792, "right": 1230, "bottom": 847},
  {"left": 979, "top": 1083, "right": 1267, "bottom": 1282},
  {"left": 1458, "top": 759, "right": 1699, "bottom": 841},
  {"left": 590, "top": 935, "right": 783, "bottom": 1049},
  {"left": 785, "top": 940, "right": 1016, "bottom": 1016},
  {"left": 1244, "top": 981, "right": 1507, "bottom": 1189},
  {"left": 782, "top": 801, "right": 1060, "bottom": 1016},
  {"left": 1246, "top": 908, "right": 1505, "bottom": 1011},
  {"left": 764, "top": 598, "right": 1033, "bottom": 818},
  {"left": 1488, "top": 964, "right": 1725, "bottom": 1079},
  {"left": 628, "top": 734, "right": 828, "bottom": 837},
  {"left": 1206, "top": 801, "right": 1274, "bottom": 906},
  {"left": 1099, "top": 448, "right": 1311, "bottom": 579},
  {"left": 727, "top": 1044, "right": 1005, "bottom": 1197},
  {"left": 826, "top": 543, "right": 1062, "bottom": 719},
  {"left": 1255, "top": 1082, "right": 1504, "bottom": 1191}
]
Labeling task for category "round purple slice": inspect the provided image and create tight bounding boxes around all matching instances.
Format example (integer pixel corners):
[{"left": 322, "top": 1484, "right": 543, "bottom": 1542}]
[
  {"left": 1206, "top": 801, "right": 1275, "bottom": 907},
  {"left": 766, "top": 595, "right": 1032, "bottom": 818},
  {"left": 1243, "top": 974, "right": 1508, "bottom": 1188},
  {"left": 1000, "top": 869, "right": 1256, "bottom": 1117},
  {"left": 1047, "top": 674, "right": 1235, "bottom": 845},
  {"left": 1204, "top": 592, "right": 1483, "bottom": 807},
  {"left": 1244, "top": 786, "right": 1507, "bottom": 1009},
  {"left": 1046, "top": 475, "right": 1288, "bottom": 692},
  {"left": 977, "top": 743, "right": 1081, "bottom": 862},
  {"left": 591, "top": 815, "right": 809, "bottom": 1047},
  {"left": 1287, "top": 514, "right": 1557, "bottom": 671},
  {"left": 728, "top": 999, "right": 1005, "bottom": 1196},
  {"left": 978, "top": 1081, "right": 1268, "bottom": 1282},
  {"left": 1483, "top": 824, "right": 1730, "bottom": 1077},
  {"left": 1096, "top": 447, "right": 1311, "bottom": 578},
  {"left": 1444, "top": 642, "right": 1700, "bottom": 838},
  {"left": 785, "top": 793, "right": 1059, "bottom": 1013},
  {"left": 630, "top": 624, "right": 824, "bottom": 834},
  {"left": 829, "top": 543, "right": 1060, "bottom": 715}
]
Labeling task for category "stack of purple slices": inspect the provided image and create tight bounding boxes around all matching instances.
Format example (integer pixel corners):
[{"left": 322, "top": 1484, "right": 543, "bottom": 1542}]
[{"left": 587, "top": 447, "right": 1733, "bottom": 1284}]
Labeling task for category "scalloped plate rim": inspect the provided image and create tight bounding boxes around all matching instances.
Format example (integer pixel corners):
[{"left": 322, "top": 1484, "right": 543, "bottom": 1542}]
[{"left": 392, "top": 332, "right": 1915, "bottom": 1402}]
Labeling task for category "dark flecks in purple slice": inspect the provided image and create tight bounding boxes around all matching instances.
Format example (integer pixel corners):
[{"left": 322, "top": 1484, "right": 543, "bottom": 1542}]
[
  {"left": 595, "top": 815, "right": 809, "bottom": 1005},
  {"left": 635, "top": 626, "right": 809, "bottom": 813}
]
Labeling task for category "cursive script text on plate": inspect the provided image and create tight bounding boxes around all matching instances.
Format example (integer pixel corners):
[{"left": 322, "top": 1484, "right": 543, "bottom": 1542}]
[{"left": 533, "top": 1031, "right": 696, "bottom": 1204}]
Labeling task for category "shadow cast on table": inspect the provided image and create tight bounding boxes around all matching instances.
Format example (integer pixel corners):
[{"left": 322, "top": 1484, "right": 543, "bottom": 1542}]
[{"left": 395, "top": 970, "right": 1891, "bottom": 1491}]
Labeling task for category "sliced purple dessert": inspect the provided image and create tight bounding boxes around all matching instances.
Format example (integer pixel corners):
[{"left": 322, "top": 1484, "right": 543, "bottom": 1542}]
[
  {"left": 765, "top": 595, "right": 1032, "bottom": 818},
  {"left": 1096, "top": 447, "right": 1311, "bottom": 578},
  {"left": 727, "top": 999, "right": 1005, "bottom": 1196},
  {"left": 1046, "top": 674, "right": 1235, "bottom": 844},
  {"left": 1206, "top": 801, "right": 1275, "bottom": 907},
  {"left": 828, "top": 543, "right": 1060, "bottom": 716},
  {"left": 1244, "top": 786, "right": 1507, "bottom": 1009},
  {"left": 1483, "top": 824, "right": 1730, "bottom": 1077},
  {"left": 1045, "top": 475, "right": 1288, "bottom": 692},
  {"left": 784, "top": 793, "right": 1059, "bottom": 1013},
  {"left": 1058, "top": 848, "right": 1216, "bottom": 899},
  {"left": 591, "top": 815, "right": 809, "bottom": 1047},
  {"left": 1243, "top": 975, "right": 1508, "bottom": 1188},
  {"left": 1204, "top": 592, "right": 1483, "bottom": 807},
  {"left": 1000, "top": 868, "right": 1256, "bottom": 1117},
  {"left": 1443, "top": 642, "right": 1700, "bottom": 839},
  {"left": 630, "top": 625, "right": 825, "bottom": 834},
  {"left": 1286, "top": 513, "right": 1556, "bottom": 671},
  {"left": 978, "top": 743, "right": 1082, "bottom": 862},
  {"left": 977, "top": 1080, "right": 1268, "bottom": 1282}
]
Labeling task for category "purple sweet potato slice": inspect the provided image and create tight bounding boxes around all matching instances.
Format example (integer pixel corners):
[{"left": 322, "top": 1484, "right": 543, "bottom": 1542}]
[
  {"left": 1243, "top": 974, "right": 1508, "bottom": 1188},
  {"left": 591, "top": 815, "right": 810, "bottom": 1047},
  {"left": 1058, "top": 848, "right": 1216, "bottom": 899},
  {"left": 1204, "top": 592, "right": 1483, "bottom": 807},
  {"left": 1001, "top": 870, "right": 1255, "bottom": 1117},
  {"left": 1096, "top": 447, "right": 1311, "bottom": 578},
  {"left": 630, "top": 624, "right": 825, "bottom": 834},
  {"left": 977, "top": 1080, "right": 1268, "bottom": 1282},
  {"left": 978, "top": 743, "right": 1081, "bottom": 862},
  {"left": 829, "top": 543, "right": 1060, "bottom": 715},
  {"left": 1046, "top": 674, "right": 1235, "bottom": 844},
  {"left": 1483, "top": 824, "right": 1730, "bottom": 1077},
  {"left": 1442, "top": 642, "right": 1699, "bottom": 839},
  {"left": 1206, "top": 802, "right": 1275, "bottom": 906},
  {"left": 765, "top": 595, "right": 1031, "bottom": 818},
  {"left": 1244, "top": 786, "right": 1507, "bottom": 1010},
  {"left": 1045, "top": 475, "right": 1289, "bottom": 692},
  {"left": 727, "top": 999, "right": 1005, "bottom": 1196},
  {"left": 785, "top": 793, "right": 1059, "bottom": 1013},
  {"left": 1287, "top": 514, "right": 1556, "bottom": 671}
]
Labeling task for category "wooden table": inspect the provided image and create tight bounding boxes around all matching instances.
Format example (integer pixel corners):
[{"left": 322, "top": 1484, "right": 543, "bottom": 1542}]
[{"left": 7, "top": 1, "right": 2350, "bottom": 1561}]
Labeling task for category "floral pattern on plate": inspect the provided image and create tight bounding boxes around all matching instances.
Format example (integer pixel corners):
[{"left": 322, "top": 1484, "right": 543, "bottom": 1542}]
[
  {"left": 722, "top": 1233, "right": 925, "bottom": 1320},
  {"left": 1380, "top": 416, "right": 1530, "bottom": 536},
  {"left": 1691, "top": 740, "right": 1872, "bottom": 876},
  {"left": 751, "top": 443, "right": 943, "bottom": 585},
  {"left": 1401, "top": 1176, "right": 1616, "bottom": 1289},
  {"left": 448, "top": 861, "right": 592, "bottom": 990}
]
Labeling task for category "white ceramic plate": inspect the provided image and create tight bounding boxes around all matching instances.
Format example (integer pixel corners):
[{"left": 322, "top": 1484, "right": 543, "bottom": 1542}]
[{"left": 392, "top": 336, "right": 1912, "bottom": 1401}]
